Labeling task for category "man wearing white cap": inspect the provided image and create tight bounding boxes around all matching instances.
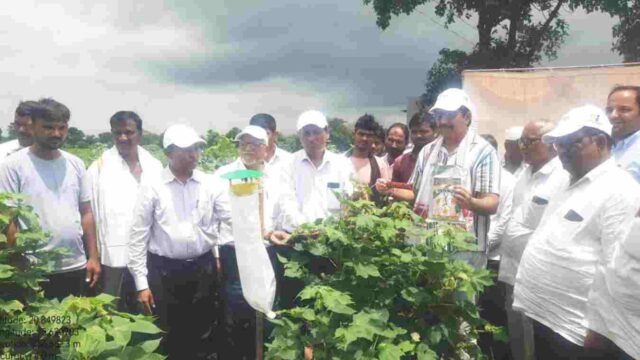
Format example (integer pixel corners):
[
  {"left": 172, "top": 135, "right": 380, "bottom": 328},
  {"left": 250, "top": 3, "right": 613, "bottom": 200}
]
[
  {"left": 381, "top": 88, "right": 500, "bottom": 269},
  {"left": 249, "top": 113, "right": 293, "bottom": 171},
  {"left": 279, "top": 110, "right": 354, "bottom": 230},
  {"left": 128, "top": 124, "right": 231, "bottom": 359},
  {"left": 87, "top": 111, "right": 163, "bottom": 312},
  {"left": 504, "top": 126, "right": 526, "bottom": 177},
  {"left": 513, "top": 105, "right": 640, "bottom": 359},
  {"left": 213, "top": 125, "right": 288, "bottom": 359}
]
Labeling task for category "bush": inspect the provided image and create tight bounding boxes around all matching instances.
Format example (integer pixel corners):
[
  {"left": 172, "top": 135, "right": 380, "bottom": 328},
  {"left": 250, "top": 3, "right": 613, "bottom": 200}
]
[
  {"left": 0, "top": 192, "right": 165, "bottom": 359},
  {"left": 266, "top": 200, "right": 503, "bottom": 360}
]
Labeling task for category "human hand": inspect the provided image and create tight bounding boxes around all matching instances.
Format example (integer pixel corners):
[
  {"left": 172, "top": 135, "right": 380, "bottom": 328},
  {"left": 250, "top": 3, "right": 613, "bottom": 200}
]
[
  {"left": 452, "top": 186, "right": 474, "bottom": 210},
  {"left": 137, "top": 289, "right": 155, "bottom": 315},
  {"left": 269, "top": 231, "right": 291, "bottom": 245},
  {"left": 85, "top": 257, "right": 101, "bottom": 288}
]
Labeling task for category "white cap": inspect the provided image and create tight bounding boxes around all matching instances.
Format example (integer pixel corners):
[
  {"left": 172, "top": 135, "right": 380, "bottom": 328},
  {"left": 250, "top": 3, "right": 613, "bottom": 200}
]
[
  {"left": 234, "top": 125, "right": 268, "bottom": 144},
  {"left": 296, "top": 110, "right": 328, "bottom": 131},
  {"left": 505, "top": 126, "right": 524, "bottom": 141},
  {"left": 542, "top": 105, "right": 611, "bottom": 143},
  {"left": 429, "top": 88, "right": 473, "bottom": 113},
  {"left": 162, "top": 124, "right": 206, "bottom": 149}
]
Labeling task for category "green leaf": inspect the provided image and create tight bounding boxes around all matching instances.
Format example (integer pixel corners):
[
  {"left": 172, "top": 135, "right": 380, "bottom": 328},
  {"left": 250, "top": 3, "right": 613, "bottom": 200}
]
[
  {"left": 352, "top": 263, "right": 381, "bottom": 279},
  {"left": 354, "top": 214, "right": 376, "bottom": 230},
  {"left": 127, "top": 318, "right": 162, "bottom": 334},
  {"left": 0, "top": 264, "right": 15, "bottom": 279},
  {"left": 69, "top": 325, "right": 107, "bottom": 358},
  {"left": 0, "top": 299, "right": 24, "bottom": 313},
  {"left": 377, "top": 342, "right": 409, "bottom": 360},
  {"left": 140, "top": 338, "right": 162, "bottom": 353},
  {"left": 110, "top": 316, "right": 133, "bottom": 347},
  {"left": 416, "top": 343, "right": 438, "bottom": 360},
  {"left": 94, "top": 293, "right": 117, "bottom": 306}
]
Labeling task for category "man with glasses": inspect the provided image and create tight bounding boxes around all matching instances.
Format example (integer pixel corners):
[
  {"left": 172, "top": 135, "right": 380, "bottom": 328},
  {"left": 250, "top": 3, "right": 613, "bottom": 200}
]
[
  {"left": 128, "top": 124, "right": 231, "bottom": 359},
  {"left": 214, "top": 125, "right": 289, "bottom": 359},
  {"left": 504, "top": 126, "right": 526, "bottom": 177},
  {"left": 279, "top": 110, "right": 354, "bottom": 231},
  {"left": 0, "top": 101, "right": 38, "bottom": 162},
  {"left": 379, "top": 88, "right": 500, "bottom": 269},
  {"left": 513, "top": 105, "right": 640, "bottom": 359},
  {"left": 87, "top": 111, "right": 163, "bottom": 312},
  {"left": 249, "top": 113, "right": 292, "bottom": 171},
  {"left": 498, "top": 119, "right": 569, "bottom": 360},
  {"left": 606, "top": 85, "right": 640, "bottom": 183}
]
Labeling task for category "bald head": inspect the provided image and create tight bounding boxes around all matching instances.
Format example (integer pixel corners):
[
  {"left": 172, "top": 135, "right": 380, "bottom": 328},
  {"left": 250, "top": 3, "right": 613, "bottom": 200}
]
[{"left": 521, "top": 119, "right": 556, "bottom": 172}]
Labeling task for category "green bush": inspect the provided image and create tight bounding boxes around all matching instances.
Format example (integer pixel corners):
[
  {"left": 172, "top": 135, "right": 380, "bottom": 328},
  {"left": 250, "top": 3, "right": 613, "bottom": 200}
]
[
  {"left": 0, "top": 193, "right": 165, "bottom": 359},
  {"left": 266, "top": 200, "right": 504, "bottom": 360}
]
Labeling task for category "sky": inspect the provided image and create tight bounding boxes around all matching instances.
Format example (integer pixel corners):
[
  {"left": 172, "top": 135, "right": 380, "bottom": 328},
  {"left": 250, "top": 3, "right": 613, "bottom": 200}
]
[{"left": 0, "top": 0, "right": 622, "bottom": 135}]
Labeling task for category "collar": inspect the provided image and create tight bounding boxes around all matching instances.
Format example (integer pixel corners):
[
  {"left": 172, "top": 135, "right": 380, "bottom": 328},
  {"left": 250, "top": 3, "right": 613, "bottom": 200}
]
[
  {"left": 535, "top": 156, "right": 561, "bottom": 176},
  {"left": 614, "top": 129, "right": 640, "bottom": 150},
  {"left": 297, "top": 149, "right": 336, "bottom": 169},
  {"left": 162, "top": 166, "right": 204, "bottom": 184},
  {"left": 570, "top": 158, "right": 616, "bottom": 188}
]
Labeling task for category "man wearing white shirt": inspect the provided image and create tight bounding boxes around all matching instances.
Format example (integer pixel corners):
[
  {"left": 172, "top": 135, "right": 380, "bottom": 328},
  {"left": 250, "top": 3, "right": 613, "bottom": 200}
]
[
  {"left": 279, "top": 110, "right": 354, "bottom": 231},
  {"left": 249, "top": 113, "right": 292, "bottom": 170},
  {"left": 128, "top": 124, "right": 231, "bottom": 359},
  {"left": 499, "top": 119, "right": 569, "bottom": 360},
  {"left": 606, "top": 85, "right": 640, "bottom": 183},
  {"left": 513, "top": 105, "right": 640, "bottom": 359},
  {"left": 213, "top": 125, "right": 289, "bottom": 359},
  {"left": 87, "top": 111, "right": 163, "bottom": 312},
  {"left": 504, "top": 126, "right": 526, "bottom": 177},
  {"left": 0, "top": 101, "right": 37, "bottom": 162}
]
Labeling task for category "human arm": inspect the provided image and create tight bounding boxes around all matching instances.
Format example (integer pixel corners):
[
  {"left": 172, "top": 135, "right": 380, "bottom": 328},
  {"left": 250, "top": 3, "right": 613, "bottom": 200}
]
[
  {"left": 127, "top": 183, "right": 156, "bottom": 313},
  {"left": 79, "top": 201, "right": 101, "bottom": 288}
]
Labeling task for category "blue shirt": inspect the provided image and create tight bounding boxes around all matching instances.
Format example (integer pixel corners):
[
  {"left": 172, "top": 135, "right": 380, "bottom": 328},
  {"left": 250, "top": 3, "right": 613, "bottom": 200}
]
[{"left": 613, "top": 130, "right": 640, "bottom": 183}]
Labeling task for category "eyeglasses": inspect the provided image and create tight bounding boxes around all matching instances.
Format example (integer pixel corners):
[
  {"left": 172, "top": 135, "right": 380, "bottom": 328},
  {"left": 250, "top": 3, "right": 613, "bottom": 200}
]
[
  {"left": 517, "top": 137, "right": 542, "bottom": 148},
  {"left": 553, "top": 136, "right": 595, "bottom": 154},
  {"left": 300, "top": 127, "right": 325, "bottom": 138},
  {"left": 238, "top": 141, "right": 264, "bottom": 150}
]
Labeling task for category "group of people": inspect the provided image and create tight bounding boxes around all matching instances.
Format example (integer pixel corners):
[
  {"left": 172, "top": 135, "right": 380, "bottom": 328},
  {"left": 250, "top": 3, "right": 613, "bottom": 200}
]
[{"left": 0, "top": 84, "right": 638, "bottom": 360}]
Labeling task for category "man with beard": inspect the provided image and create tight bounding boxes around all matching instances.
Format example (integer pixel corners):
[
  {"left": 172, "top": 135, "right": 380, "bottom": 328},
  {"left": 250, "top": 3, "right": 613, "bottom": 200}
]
[
  {"left": 0, "top": 98, "right": 101, "bottom": 299},
  {"left": 513, "top": 105, "right": 640, "bottom": 359},
  {"left": 128, "top": 124, "right": 231, "bottom": 359},
  {"left": 0, "top": 101, "right": 38, "bottom": 161},
  {"left": 606, "top": 85, "right": 640, "bottom": 183},
  {"left": 383, "top": 122, "right": 409, "bottom": 167},
  {"left": 87, "top": 111, "right": 163, "bottom": 312}
]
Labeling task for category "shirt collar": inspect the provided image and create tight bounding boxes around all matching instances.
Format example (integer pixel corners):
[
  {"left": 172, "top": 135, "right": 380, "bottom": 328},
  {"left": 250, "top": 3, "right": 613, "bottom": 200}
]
[
  {"left": 298, "top": 149, "right": 335, "bottom": 169},
  {"left": 614, "top": 129, "right": 640, "bottom": 151},
  {"left": 536, "top": 156, "right": 561, "bottom": 176},
  {"left": 162, "top": 166, "right": 204, "bottom": 184},
  {"left": 570, "top": 158, "right": 616, "bottom": 188}
]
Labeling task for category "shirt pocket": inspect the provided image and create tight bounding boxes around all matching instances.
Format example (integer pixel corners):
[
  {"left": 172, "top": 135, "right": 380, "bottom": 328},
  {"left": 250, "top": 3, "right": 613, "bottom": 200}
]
[
  {"left": 326, "top": 181, "right": 342, "bottom": 211},
  {"left": 195, "top": 197, "right": 213, "bottom": 227},
  {"left": 521, "top": 195, "right": 549, "bottom": 230}
]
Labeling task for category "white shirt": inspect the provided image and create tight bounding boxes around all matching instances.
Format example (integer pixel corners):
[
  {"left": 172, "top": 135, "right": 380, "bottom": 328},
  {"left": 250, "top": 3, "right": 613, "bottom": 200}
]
[
  {"left": 214, "top": 159, "right": 282, "bottom": 245},
  {"left": 279, "top": 149, "right": 354, "bottom": 232},
  {"left": 487, "top": 169, "right": 516, "bottom": 260},
  {"left": 87, "top": 146, "right": 163, "bottom": 267},
  {"left": 0, "top": 139, "right": 22, "bottom": 163},
  {"left": 128, "top": 167, "right": 231, "bottom": 290},
  {"left": 267, "top": 146, "right": 292, "bottom": 170},
  {"left": 587, "top": 215, "right": 640, "bottom": 360},
  {"left": 498, "top": 157, "right": 569, "bottom": 285},
  {"left": 513, "top": 159, "right": 640, "bottom": 346}
]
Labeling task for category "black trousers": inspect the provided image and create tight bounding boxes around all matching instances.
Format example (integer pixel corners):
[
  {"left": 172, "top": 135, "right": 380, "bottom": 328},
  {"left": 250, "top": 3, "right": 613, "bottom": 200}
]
[
  {"left": 100, "top": 265, "right": 140, "bottom": 313},
  {"left": 41, "top": 268, "right": 86, "bottom": 300},
  {"left": 147, "top": 251, "right": 219, "bottom": 360}
]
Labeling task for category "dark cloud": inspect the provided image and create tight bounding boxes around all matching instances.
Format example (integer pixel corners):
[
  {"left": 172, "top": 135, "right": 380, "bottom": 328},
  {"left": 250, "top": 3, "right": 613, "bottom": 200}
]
[{"left": 142, "top": 0, "right": 456, "bottom": 107}]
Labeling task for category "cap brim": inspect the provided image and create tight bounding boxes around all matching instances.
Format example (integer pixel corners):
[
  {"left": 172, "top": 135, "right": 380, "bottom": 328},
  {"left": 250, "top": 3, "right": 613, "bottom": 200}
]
[
  {"left": 166, "top": 138, "right": 206, "bottom": 149},
  {"left": 542, "top": 123, "right": 582, "bottom": 144}
]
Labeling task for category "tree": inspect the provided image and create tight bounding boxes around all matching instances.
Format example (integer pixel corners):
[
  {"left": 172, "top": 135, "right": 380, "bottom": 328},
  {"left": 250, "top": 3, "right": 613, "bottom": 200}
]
[
  {"left": 225, "top": 127, "right": 242, "bottom": 140},
  {"left": 612, "top": 3, "right": 640, "bottom": 62},
  {"left": 424, "top": 48, "right": 467, "bottom": 106},
  {"left": 97, "top": 132, "right": 113, "bottom": 146},
  {"left": 327, "top": 118, "right": 353, "bottom": 153},
  {"left": 66, "top": 127, "right": 85, "bottom": 147},
  {"left": 140, "top": 130, "right": 162, "bottom": 147}
]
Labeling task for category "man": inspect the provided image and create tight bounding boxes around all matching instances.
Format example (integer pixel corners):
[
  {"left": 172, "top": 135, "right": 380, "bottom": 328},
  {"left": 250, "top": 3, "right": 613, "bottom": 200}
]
[
  {"left": 0, "top": 101, "right": 38, "bottom": 161},
  {"left": 384, "top": 122, "right": 409, "bottom": 166},
  {"left": 606, "top": 85, "right": 640, "bottom": 182},
  {"left": 213, "top": 125, "right": 289, "bottom": 359},
  {"left": 249, "top": 113, "right": 292, "bottom": 169},
  {"left": 586, "top": 207, "right": 640, "bottom": 359},
  {"left": 380, "top": 88, "right": 500, "bottom": 269},
  {"left": 371, "top": 124, "right": 386, "bottom": 157},
  {"left": 498, "top": 119, "right": 569, "bottom": 360},
  {"left": 504, "top": 126, "right": 525, "bottom": 176},
  {"left": 0, "top": 98, "right": 101, "bottom": 299},
  {"left": 128, "top": 124, "right": 230, "bottom": 359},
  {"left": 513, "top": 105, "right": 640, "bottom": 359},
  {"left": 279, "top": 110, "right": 354, "bottom": 231},
  {"left": 346, "top": 114, "right": 391, "bottom": 204},
  {"left": 391, "top": 111, "right": 437, "bottom": 185},
  {"left": 87, "top": 111, "right": 163, "bottom": 312}
]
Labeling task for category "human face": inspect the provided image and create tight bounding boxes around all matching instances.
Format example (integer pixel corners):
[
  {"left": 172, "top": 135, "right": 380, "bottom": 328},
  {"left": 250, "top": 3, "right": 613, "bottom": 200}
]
[
  {"left": 31, "top": 119, "right": 68, "bottom": 150},
  {"left": 371, "top": 137, "right": 385, "bottom": 156},
  {"left": 299, "top": 125, "right": 328, "bottom": 156},
  {"left": 167, "top": 144, "right": 202, "bottom": 175},
  {"left": 385, "top": 127, "right": 406, "bottom": 158},
  {"left": 553, "top": 131, "right": 600, "bottom": 179},
  {"left": 606, "top": 90, "right": 640, "bottom": 141},
  {"left": 519, "top": 122, "right": 551, "bottom": 169},
  {"left": 504, "top": 140, "right": 523, "bottom": 168},
  {"left": 12, "top": 115, "right": 33, "bottom": 147},
  {"left": 353, "top": 128, "right": 376, "bottom": 153},
  {"left": 111, "top": 119, "right": 141, "bottom": 158},
  {"left": 410, "top": 122, "right": 435, "bottom": 151},
  {"left": 238, "top": 134, "right": 267, "bottom": 168},
  {"left": 432, "top": 109, "right": 466, "bottom": 139}
]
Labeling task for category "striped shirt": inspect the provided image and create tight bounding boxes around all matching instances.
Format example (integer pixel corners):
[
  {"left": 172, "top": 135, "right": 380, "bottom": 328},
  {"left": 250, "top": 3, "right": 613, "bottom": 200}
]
[{"left": 412, "top": 132, "right": 500, "bottom": 252}]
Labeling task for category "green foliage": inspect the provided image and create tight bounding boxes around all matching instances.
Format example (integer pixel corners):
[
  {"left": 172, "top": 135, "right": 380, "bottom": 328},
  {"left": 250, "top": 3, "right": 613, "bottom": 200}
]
[
  {"left": 277, "top": 133, "right": 302, "bottom": 153},
  {"left": 424, "top": 48, "right": 467, "bottom": 107},
  {"left": 328, "top": 118, "right": 353, "bottom": 153},
  {"left": 612, "top": 2, "right": 640, "bottom": 62},
  {"left": 200, "top": 134, "right": 238, "bottom": 172},
  {"left": 266, "top": 200, "right": 500, "bottom": 360},
  {"left": 65, "top": 144, "right": 108, "bottom": 167},
  {"left": 0, "top": 193, "right": 164, "bottom": 359}
]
